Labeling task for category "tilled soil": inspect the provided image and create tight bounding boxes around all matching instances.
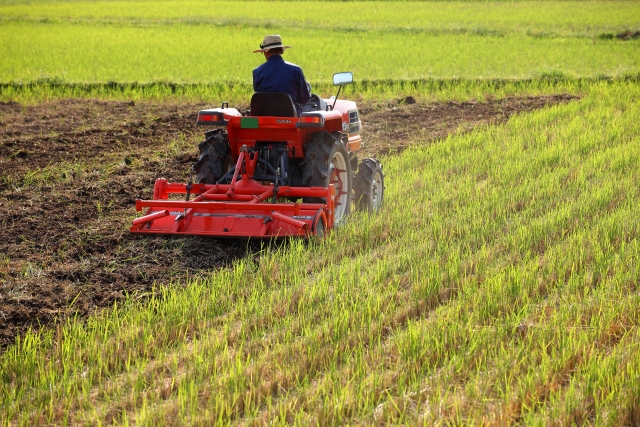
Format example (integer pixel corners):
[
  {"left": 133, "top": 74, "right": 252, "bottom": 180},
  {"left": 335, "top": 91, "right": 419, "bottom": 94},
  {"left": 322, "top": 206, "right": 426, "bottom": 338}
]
[{"left": 0, "top": 94, "right": 578, "bottom": 347}]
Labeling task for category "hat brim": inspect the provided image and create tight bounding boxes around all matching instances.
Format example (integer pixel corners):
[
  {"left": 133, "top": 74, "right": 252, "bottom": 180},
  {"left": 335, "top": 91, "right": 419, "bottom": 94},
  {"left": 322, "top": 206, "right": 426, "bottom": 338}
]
[{"left": 253, "top": 45, "right": 292, "bottom": 53}]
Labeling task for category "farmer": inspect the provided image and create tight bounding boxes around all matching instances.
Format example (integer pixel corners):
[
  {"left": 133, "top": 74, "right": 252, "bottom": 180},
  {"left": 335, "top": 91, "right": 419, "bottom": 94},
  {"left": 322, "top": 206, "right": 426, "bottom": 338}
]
[{"left": 252, "top": 34, "right": 311, "bottom": 114}]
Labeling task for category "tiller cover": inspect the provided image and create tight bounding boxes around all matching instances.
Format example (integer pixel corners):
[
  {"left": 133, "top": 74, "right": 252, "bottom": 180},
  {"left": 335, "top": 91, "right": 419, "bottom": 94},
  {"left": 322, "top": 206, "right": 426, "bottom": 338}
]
[{"left": 130, "top": 150, "right": 335, "bottom": 238}]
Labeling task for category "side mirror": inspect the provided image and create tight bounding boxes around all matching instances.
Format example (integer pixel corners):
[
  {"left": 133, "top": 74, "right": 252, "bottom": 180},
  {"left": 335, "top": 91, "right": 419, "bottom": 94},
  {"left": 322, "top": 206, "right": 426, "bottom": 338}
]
[{"left": 333, "top": 72, "right": 353, "bottom": 87}]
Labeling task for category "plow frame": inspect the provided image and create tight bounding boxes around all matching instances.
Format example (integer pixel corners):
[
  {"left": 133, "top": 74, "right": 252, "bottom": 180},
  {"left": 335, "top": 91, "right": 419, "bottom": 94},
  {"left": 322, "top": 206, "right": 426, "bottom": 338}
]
[{"left": 131, "top": 148, "right": 336, "bottom": 238}]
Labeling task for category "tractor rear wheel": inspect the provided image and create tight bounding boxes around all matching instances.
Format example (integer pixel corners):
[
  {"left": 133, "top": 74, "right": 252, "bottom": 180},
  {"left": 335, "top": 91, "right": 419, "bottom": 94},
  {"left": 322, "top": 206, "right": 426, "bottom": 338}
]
[
  {"left": 194, "top": 130, "right": 233, "bottom": 184},
  {"left": 354, "top": 158, "right": 384, "bottom": 212},
  {"left": 302, "top": 131, "right": 352, "bottom": 225}
]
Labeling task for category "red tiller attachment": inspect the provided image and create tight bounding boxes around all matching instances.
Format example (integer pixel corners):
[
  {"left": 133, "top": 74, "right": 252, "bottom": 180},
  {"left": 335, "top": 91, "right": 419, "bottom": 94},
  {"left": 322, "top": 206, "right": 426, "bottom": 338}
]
[{"left": 131, "top": 151, "right": 336, "bottom": 238}]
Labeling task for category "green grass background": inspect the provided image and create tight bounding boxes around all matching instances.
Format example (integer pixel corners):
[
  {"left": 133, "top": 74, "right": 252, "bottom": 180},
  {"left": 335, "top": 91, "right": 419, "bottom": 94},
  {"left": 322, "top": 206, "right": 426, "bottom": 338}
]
[
  {"left": 2, "top": 23, "right": 639, "bottom": 83},
  {"left": 2, "top": 1, "right": 638, "bottom": 37},
  {"left": 1, "top": 1, "right": 639, "bottom": 85}
]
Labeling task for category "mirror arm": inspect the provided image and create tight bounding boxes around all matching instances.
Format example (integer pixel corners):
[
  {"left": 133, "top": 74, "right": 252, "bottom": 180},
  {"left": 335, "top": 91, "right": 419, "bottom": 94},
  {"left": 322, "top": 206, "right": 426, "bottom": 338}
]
[{"left": 332, "top": 86, "right": 343, "bottom": 110}]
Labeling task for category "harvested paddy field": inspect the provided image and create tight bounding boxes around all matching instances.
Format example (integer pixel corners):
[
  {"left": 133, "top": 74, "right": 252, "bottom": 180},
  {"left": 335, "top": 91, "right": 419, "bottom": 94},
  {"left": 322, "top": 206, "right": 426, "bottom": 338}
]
[{"left": 0, "top": 94, "right": 577, "bottom": 347}]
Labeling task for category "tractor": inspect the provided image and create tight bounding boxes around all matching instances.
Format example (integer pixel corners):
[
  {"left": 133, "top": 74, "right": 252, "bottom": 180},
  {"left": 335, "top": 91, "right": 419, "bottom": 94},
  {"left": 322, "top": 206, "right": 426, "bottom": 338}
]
[{"left": 130, "top": 72, "right": 384, "bottom": 238}]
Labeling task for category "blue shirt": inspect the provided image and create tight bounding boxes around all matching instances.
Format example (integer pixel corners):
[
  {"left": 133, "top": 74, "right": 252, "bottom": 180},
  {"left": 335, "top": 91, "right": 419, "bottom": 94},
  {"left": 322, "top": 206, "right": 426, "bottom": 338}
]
[{"left": 253, "top": 56, "right": 311, "bottom": 110}]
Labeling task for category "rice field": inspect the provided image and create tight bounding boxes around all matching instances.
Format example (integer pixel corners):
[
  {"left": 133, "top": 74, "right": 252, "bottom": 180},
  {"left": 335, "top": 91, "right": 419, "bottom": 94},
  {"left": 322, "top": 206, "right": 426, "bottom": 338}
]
[
  {"left": 3, "top": 22, "right": 640, "bottom": 84},
  {"left": 1, "top": 1, "right": 638, "bottom": 38},
  {"left": 2, "top": 0, "right": 640, "bottom": 425},
  {"left": 2, "top": 81, "right": 639, "bottom": 425},
  {"left": 0, "top": 1, "right": 639, "bottom": 85}
]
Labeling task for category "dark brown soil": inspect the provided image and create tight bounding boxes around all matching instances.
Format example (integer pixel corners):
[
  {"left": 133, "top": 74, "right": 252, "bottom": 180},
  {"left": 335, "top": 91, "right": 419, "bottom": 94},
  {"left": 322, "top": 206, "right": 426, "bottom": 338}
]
[
  {"left": 360, "top": 94, "right": 579, "bottom": 157},
  {"left": 0, "top": 94, "right": 579, "bottom": 348}
]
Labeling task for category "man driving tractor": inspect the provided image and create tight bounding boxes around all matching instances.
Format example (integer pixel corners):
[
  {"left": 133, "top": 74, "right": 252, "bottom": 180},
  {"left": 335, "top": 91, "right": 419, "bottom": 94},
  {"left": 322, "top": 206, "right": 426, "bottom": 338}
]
[
  {"left": 252, "top": 34, "right": 311, "bottom": 115},
  {"left": 131, "top": 37, "right": 384, "bottom": 239}
]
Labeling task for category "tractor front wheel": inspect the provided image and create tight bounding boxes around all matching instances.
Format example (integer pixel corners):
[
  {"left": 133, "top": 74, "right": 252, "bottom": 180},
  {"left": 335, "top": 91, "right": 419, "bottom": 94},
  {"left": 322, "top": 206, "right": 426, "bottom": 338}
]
[
  {"left": 302, "top": 131, "right": 352, "bottom": 225},
  {"left": 194, "top": 130, "right": 233, "bottom": 184},
  {"left": 354, "top": 158, "right": 384, "bottom": 212}
]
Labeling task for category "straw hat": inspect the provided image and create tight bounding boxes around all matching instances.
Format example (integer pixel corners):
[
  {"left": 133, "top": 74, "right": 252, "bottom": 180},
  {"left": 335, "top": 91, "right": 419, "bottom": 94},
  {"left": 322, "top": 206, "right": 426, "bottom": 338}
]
[{"left": 253, "top": 34, "right": 292, "bottom": 53}]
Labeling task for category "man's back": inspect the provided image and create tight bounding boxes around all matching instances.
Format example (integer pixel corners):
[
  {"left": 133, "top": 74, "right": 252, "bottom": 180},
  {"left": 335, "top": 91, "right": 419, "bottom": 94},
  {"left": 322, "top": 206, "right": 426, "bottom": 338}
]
[{"left": 253, "top": 56, "right": 310, "bottom": 109}]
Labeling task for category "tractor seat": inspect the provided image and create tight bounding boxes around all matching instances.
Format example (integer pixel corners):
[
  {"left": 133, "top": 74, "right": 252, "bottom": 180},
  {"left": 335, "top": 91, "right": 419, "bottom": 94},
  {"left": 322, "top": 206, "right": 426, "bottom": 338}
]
[
  {"left": 302, "top": 94, "right": 328, "bottom": 113},
  {"left": 250, "top": 92, "right": 298, "bottom": 118}
]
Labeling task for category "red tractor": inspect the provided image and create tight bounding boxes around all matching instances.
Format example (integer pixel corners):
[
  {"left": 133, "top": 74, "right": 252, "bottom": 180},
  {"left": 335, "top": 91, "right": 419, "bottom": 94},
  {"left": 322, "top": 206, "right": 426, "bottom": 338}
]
[{"left": 130, "top": 72, "right": 384, "bottom": 238}]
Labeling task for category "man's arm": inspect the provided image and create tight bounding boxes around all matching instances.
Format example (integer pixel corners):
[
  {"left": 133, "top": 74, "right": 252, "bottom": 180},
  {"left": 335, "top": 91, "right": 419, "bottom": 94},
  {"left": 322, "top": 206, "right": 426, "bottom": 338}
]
[
  {"left": 252, "top": 69, "right": 259, "bottom": 92},
  {"left": 297, "top": 69, "right": 311, "bottom": 106}
]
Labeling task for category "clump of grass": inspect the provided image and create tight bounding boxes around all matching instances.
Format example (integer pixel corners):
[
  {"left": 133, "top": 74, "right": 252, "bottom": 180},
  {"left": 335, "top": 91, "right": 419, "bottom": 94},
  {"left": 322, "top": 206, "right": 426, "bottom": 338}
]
[{"left": 4, "top": 76, "right": 640, "bottom": 105}]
